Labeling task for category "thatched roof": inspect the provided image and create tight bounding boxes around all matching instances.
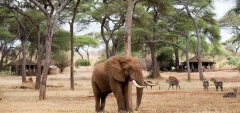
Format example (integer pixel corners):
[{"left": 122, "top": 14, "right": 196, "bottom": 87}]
[
  {"left": 184, "top": 56, "right": 213, "bottom": 63},
  {"left": 7, "top": 58, "right": 37, "bottom": 66}
]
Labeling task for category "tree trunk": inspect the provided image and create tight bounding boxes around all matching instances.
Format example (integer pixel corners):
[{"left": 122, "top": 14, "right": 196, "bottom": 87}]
[
  {"left": 35, "top": 27, "right": 44, "bottom": 90},
  {"left": 39, "top": 31, "right": 52, "bottom": 100},
  {"left": 184, "top": 2, "right": 204, "bottom": 80},
  {"left": 149, "top": 43, "right": 160, "bottom": 78},
  {"left": 186, "top": 36, "right": 191, "bottom": 81},
  {"left": 124, "top": 0, "right": 138, "bottom": 111},
  {"left": 70, "top": 22, "right": 74, "bottom": 90},
  {"left": 21, "top": 38, "right": 27, "bottom": 83},
  {"left": 123, "top": 0, "right": 137, "bottom": 57},
  {"left": 174, "top": 47, "right": 179, "bottom": 71},
  {"left": 193, "top": 20, "right": 204, "bottom": 80},
  {"left": 69, "top": 0, "right": 80, "bottom": 90}
]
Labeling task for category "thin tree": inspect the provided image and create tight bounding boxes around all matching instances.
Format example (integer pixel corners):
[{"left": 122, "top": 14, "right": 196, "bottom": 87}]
[
  {"left": 69, "top": 0, "right": 81, "bottom": 90},
  {"left": 29, "top": 0, "right": 72, "bottom": 100}
]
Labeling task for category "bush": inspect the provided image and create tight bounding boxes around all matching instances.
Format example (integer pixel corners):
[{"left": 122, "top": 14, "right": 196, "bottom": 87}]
[
  {"left": 75, "top": 60, "right": 91, "bottom": 67},
  {"left": 0, "top": 71, "right": 11, "bottom": 77},
  {"left": 237, "top": 63, "right": 240, "bottom": 72},
  {"left": 225, "top": 57, "right": 239, "bottom": 66}
]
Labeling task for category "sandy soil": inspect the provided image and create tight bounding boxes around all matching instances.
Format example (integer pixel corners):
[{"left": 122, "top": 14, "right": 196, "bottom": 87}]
[{"left": 0, "top": 66, "right": 240, "bottom": 113}]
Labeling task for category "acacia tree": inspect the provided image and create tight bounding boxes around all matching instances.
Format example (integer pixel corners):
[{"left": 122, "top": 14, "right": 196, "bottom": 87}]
[
  {"left": 131, "top": 0, "right": 174, "bottom": 78},
  {"left": 29, "top": 0, "right": 72, "bottom": 100},
  {"left": 219, "top": 1, "right": 240, "bottom": 55},
  {"left": 0, "top": 27, "right": 14, "bottom": 72},
  {"left": 74, "top": 35, "right": 98, "bottom": 61},
  {"left": 69, "top": 0, "right": 81, "bottom": 90},
  {"left": 81, "top": 0, "right": 126, "bottom": 58},
  {"left": 177, "top": 0, "right": 220, "bottom": 80},
  {"left": 0, "top": 1, "right": 38, "bottom": 82},
  {"left": 0, "top": 8, "right": 15, "bottom": 72}
]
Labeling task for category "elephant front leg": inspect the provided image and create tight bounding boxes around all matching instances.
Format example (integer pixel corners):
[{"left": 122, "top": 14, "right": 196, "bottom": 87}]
[{"left": 111, "top": 82, "right": 126, "bottom": 111}]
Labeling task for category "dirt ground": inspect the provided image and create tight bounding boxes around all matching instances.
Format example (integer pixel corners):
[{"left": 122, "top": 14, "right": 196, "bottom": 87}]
[{"left": 0, "top": 66, "right": 240, "bottom": 113}]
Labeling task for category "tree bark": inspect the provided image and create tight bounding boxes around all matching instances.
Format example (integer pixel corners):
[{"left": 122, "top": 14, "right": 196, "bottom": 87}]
[
  {"left": 149, "top": 43, "right": 160, "bottom": 78},
  {"left": 21, "top": 38, "right": 27, "bottom": 82},
  {"left": 124, "top": 0, "right": 138, "bottom": 112},
  {"left": 12, "top": 9, "right": 28, "bottom": 83},
  {"left": 185, "top": 36, "right": 191, "bottom": 81},
  {"left": 35, "top": 26, "right": 44, "bottom": 90},
  {"left": 123, "top": 0, "right": 136, "bottom": 57},
  {"left": 70, "top": 0, "right": 81, "bottom": 90}
]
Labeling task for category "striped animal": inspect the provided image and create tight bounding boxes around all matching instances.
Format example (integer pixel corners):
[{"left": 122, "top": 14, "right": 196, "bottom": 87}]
[
  {"left": 223, "top": 88, "right": 237, "bottom": 98},
  {"left": 203, "top": 80, "right": 209, "bottom": 91},
  {"left": 211, "top": 78, "right": 223, "bottom": 91}
]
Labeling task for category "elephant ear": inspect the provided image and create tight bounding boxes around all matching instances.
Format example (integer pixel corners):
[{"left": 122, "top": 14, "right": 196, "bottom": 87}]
[{"left": 105, "top": 56, "right": 125, "bottom": 82}]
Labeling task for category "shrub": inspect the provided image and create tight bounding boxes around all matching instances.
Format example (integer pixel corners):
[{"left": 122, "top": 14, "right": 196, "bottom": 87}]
[
  {"left": 75, "top": 60, "right": 91, "bottom": 67},
  {"left": 52, "top": 51, "right": 70, "bottom": 73},
  {"left": 237, "top": 63, "right": 240, "bottom": 72}
]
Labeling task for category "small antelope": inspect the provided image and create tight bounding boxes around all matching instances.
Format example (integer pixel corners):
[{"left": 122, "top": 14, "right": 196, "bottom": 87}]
[
  {"left": 223, "top": 88, "right": 237, "bottom": 98},
  {"left": 211, "top": 78, "right": 223, "bottom": 91},
  {"left": 166, "top": 76, "right": 180, "bottom": 90},
  {"left": 203, "top": 80, "right": 209, "bottom": 91}
]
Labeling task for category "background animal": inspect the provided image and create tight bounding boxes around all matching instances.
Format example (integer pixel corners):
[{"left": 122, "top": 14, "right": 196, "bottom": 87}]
[
  {"left": 223, "top": 88, "right": 237, "bottom": 98},
  {"left": 25, "top": 77, "right": 33, "bottom": 83},
  {"left": 203, "top": 80, "right": 209, "bottom": 91},
  {"left": 92, "top": 56, "right": 154, "bottom": 112},
  {"left": 166, "top": 76, "right": 180, "bottom": 90},
  {"left": 211, "top": 78, "right": 223, "bottom": 91},
  {"left": 144, "top": 81, "right": 160, "bottom": 90}
]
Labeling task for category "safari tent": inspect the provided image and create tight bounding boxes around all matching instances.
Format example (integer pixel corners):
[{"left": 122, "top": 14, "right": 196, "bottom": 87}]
[
  {"left": 7, "top": 58, "right": 37, "bottom": 76},
  {"left": 7, "top": 58, "right": 58, "bottom": 75},
  {"left": 178, "top": 56, "right": 214, "bottom": 72}
]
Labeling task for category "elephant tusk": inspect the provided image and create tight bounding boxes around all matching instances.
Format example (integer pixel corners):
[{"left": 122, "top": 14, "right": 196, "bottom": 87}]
[
  {"left": 132, "top": 80, "right": 145, "bottom": 88},
  {"left": 144, "top": 80, "right": 158, "bottom": 86}
]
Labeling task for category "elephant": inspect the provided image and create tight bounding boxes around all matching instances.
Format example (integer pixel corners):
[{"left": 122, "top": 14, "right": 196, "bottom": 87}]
[{"left": 91, "top": 56, "right": 156, "bottom": 113}]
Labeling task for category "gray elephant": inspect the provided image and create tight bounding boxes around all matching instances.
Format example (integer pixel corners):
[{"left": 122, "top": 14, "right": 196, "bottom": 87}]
[{"left": 91, "top": 56, "right": 155, "bottom": 113}]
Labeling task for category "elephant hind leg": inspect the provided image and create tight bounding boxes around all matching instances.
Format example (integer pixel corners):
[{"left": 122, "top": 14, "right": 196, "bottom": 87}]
[
  {"left": 92, "top": 82, "right": 102, "bottom": 112},
  {"left": 100, "top": 93, "right": 108, "bottom": 111},
  {"left": 94, "top": 93, "right": 101, "bottom": 112}
]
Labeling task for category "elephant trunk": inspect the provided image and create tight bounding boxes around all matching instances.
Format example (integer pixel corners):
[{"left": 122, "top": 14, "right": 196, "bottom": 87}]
[
  {"left": 134, "top": 79, "right": 144, "bottom": 111},
  {"left": 135, "top": 86, "right": 143, "bottom": 111}
]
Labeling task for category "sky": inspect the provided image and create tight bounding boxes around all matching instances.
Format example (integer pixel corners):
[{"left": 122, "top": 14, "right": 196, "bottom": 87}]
[
  {"left": 213, "top": 0, "right": 235, "bottom": 42},
  {"left": 72, "top": 1, "right": 236, "bottom": 42}
]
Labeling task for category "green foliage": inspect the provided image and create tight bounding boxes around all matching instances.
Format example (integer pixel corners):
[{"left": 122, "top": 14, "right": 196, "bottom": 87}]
[
  {"left": 0, "top": 71, "right": 11, "bottom": 77},
  {"left": 74, "top": 35, "right": 98, "bottom": 47},
  {"left": 75, "top": 59, "right": 91, "bottom": 67},
  {"left": 52, "top": 29, "right": 71, "bottom": 52},
  {"left": 156, "top": 46, "right": 175, "bottom": 71},
  {"left": 237, "top": 63, "right": 240, "bottom": 72},
  {"left": 0, "top": 27, "right": 13, "bottom": 42},
  {"left": 52, "top": 51, "right": 70, "bottom": 73},
  {"left": 225, "top": 57, "right": 240, "bottom": 66}
]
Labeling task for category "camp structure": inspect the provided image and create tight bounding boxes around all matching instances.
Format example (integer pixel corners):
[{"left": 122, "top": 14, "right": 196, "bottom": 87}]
[
  {"left": 7, "top": 58, "right": 37, "bottom": 76},
  {"left": 178, "top": 56, "right": 214, "bottom": 72}
]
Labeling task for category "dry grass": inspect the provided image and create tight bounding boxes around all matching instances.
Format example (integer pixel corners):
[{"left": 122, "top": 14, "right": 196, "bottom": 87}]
[{"left": 0, "top": 67, "right": 240, "bottom": 113}]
